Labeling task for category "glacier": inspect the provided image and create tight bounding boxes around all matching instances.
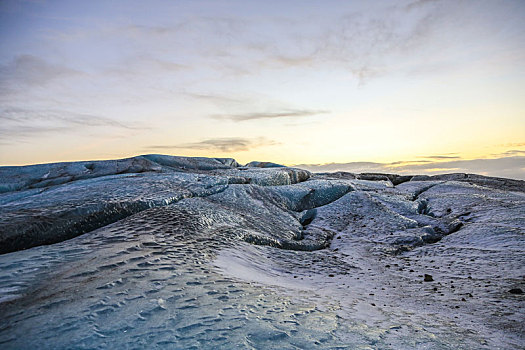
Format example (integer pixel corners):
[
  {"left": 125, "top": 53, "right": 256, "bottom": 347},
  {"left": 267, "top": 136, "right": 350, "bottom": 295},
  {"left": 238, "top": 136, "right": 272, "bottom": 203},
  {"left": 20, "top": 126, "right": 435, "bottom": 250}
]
[{"left": 0, "top": 155, "right": 523, "bottom": 349}]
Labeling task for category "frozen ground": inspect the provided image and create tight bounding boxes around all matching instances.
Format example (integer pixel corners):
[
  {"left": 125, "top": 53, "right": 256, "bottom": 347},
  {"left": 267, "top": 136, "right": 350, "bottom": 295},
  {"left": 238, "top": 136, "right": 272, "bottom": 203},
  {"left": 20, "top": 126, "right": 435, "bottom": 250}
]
[{"left": 0, "top": 155, "right": 523, "bottom": 349}]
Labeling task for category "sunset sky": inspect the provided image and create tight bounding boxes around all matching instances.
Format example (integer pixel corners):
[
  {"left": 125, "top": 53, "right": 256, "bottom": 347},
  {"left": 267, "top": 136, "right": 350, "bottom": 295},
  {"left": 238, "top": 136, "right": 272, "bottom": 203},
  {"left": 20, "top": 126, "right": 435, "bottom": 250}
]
[{"left": 1, "top": 0, "right": 524, "bottom": 178}]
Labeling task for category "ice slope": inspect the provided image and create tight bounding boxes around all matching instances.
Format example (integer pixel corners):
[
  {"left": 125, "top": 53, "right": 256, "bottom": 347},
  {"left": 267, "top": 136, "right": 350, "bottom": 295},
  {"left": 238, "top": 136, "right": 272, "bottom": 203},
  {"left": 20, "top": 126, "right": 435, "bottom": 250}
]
[{"left": 0, "top": 155, "right": 310, "bottom": 253}]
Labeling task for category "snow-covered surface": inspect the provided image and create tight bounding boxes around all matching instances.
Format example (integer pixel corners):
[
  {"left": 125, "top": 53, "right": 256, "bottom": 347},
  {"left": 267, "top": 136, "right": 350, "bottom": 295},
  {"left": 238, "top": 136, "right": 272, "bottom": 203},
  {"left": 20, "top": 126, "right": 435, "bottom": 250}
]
[{"left": 0, "top": 155, "right": 523, "bottom": 349}]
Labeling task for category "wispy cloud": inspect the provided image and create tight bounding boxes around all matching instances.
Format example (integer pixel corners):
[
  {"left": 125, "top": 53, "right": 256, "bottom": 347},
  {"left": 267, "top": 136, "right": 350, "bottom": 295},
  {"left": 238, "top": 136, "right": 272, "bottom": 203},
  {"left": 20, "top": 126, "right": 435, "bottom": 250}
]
[
  {"left": 1, "top": 108, "right": 137, "bottom": 128},
  {"left": 405, "top": 0, "right": 441, "bottom": 11},
  {"left": 212, "top": 109, "right": 329, "bottom": 122},
  {"left": 418, "top": 155, "right": 461, "bottom": 160},
  {"left": 0, "top": 55, "right": 81, "bottom": 91},
  {"left": 497, "top": 150, "right": 525, "bottom": 156},
  {"left": 390, "top": 160, "right": 433, "bottom": 165},
  {"left": 122, "top": 17, "right": 247, "bottom": 42},
  {"left": 34, "top": 1, "right": 452, "bottom": 86},
  {"left": 0, "top": 107, "right": 144, "bottom": 142},
  {"left": 184, "top": 91, "right": 329, "bottom": 123},
  {"left": 182, "top": 92, "right": 245, "bottom": 106},
  {"left": 0, "top": 125, "right": 70, "bottom": 138},
  {"left": 103, "top": 55, "right": 188, "bottom": 78},
  {"left": 499, "top": 142, "right": 525, "bottom": 148},
  {"left": 146, "top": 137, "right": 277, "bottom": 152},
  {"left": 239, "top": 2, "right": 449, "bottom": 85}
]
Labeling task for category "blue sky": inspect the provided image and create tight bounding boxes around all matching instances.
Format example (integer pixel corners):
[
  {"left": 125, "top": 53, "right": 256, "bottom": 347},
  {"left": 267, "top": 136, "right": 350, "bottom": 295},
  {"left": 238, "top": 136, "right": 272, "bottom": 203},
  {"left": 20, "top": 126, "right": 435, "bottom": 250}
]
[{"left": 0, "top": 0, "right": 524, "bottom": 178}]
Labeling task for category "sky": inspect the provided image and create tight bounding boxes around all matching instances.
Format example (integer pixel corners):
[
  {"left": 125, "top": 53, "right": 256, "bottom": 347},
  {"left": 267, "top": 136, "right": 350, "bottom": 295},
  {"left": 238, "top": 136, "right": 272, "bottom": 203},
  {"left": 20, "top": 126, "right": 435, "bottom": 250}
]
[{"left": 0, "top": 0, "right": 524, "bottom": 179}]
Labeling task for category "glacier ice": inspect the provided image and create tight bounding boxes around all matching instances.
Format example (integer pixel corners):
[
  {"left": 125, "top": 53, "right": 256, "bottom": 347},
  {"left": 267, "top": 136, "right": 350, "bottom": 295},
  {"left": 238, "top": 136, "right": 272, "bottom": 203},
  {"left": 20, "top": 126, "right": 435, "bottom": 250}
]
[{"left": 0, "top": 155, "right": 524, "bottom": 349}]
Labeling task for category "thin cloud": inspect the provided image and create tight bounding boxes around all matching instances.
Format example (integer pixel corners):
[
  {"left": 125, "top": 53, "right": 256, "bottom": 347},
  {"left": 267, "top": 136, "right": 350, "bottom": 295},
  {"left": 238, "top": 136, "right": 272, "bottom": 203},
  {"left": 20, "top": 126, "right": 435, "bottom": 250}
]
[
  {"left": 0, "top": 108, "right": 145, "bottom": 144},
  {"left": 497, "top": 150, "right": 525, "bottom": 156},
  {"left": 243, "top": 5, "right": 447, "bottom": 85},
  {"left": 0, "top": 108, "right": 140, "bottom": 129},
  {"left": 213, "top": 109, "right": 330, "bottom": 122},
  {"left": 405, "top": 0, "right": 441, "bottom": 11},
  {"left": 123, "top": 17, "right": 247, "bottom": 40},
  {"left": 147, "top": 137, "right": 277, "bottom": 153},
  {"left": 44, "top": 3, "right": 444, "bottom": 86},
  {"left": 183, "top": 92, "right": 245, "bottom": 106},
  {"left": 0, "top": 55, "right": 81, "bottom": 90},
  {"left": 16, "top": 1, "right": 502, "bottom": 90},
  {"left": 103, "top": 55, "right": 188, "bottom": 78},
  {"left": 185, "top": 92, "right": 328, "bottom": 123},
  {"left": 499, "top": 142, "right": 525, "bottom": 148},
  {"left": 0, "top": 125, "right": 70, "bottom": 138},
  {"left": 390, "top": 160, "right": 433, "bottom": 165},
  {"left": 418, "top": 155, "right": 461, "bottom": 160},
  {"left": 22, "top": 0, "right": 520, "bottom": 91},
  {"left": 257, "top": 55, "right": 317, "bottom": 70}
]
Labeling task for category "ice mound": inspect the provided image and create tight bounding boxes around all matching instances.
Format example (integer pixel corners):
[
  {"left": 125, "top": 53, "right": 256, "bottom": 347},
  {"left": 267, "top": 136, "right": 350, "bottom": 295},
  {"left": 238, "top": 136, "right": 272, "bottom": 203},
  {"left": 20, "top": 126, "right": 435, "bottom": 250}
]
[{"left": 0, "top": 155, "right": 310, "bottom": 253}]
